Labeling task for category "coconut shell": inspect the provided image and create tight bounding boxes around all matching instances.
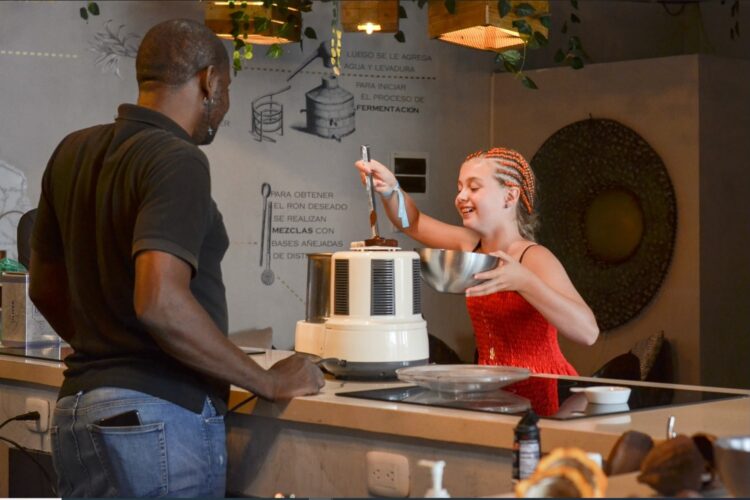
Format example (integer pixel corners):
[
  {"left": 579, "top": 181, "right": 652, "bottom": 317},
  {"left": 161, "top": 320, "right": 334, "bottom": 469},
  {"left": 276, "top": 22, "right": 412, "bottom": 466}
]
[
  {"left": 691, "top": 432, "right": 717, "bottom": 485},
  {"left": 637, "top": 435, "right": 705, "bottom": 495},
  {"left": 691, "top": 433, "right": 716, "bottom": 468},
  {"left": 606, "top": 430, "right": 654, "bottom": 476}
]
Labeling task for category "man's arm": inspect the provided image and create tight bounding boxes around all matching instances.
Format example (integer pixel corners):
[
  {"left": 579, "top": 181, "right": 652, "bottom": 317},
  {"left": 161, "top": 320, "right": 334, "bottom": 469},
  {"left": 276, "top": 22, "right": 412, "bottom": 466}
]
[
  {"left": 134, "top": 250, "right": 323, "bottom": 401},
  {"left": 29, "top": 250, "right": 76, "bottom": 343}
]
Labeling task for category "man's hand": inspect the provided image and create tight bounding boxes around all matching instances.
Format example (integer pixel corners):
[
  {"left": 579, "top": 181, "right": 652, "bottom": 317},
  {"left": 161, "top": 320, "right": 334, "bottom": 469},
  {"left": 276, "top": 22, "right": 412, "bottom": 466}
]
[{"left": 264, "top": 354, "right": 325, "bottom": 400}]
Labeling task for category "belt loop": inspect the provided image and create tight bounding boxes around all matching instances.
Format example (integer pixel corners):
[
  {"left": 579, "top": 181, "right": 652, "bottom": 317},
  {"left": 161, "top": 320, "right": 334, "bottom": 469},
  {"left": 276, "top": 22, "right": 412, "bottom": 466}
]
[
  {"left": 72, "top": 390, "right": 84, "bottom": 419},
  {"left": 204, "top": 397, "right": 216, "bottom": 418},
  {"left": 69, "top": 390, "right": 91, "bottom": 493}
]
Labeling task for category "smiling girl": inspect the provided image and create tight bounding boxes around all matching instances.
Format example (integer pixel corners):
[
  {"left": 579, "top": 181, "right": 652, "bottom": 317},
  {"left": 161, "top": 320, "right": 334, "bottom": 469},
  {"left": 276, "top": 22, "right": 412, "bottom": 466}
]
[{"left": 354, "top": 147, "right": 598, "bottom": 375}]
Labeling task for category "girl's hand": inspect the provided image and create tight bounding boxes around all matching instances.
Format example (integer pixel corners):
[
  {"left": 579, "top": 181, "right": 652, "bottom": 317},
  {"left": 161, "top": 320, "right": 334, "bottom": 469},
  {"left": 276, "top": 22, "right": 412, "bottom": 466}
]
[
  {"left": 465, "top": 250, "right": 532, "bottom": 297},
  {"left": 354, "top": 158, "right": 397, "bottom": 196}
]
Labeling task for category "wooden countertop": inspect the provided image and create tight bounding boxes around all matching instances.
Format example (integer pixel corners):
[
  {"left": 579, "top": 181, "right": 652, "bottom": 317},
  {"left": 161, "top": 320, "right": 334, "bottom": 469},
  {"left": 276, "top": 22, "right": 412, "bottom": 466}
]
[
  {"left": 0, "top": 353, "right": 65, "bottom": 387},
  {"left": 3, "top": 352, "right": 749, "bottom": 455},
  {"left": 238, "top": 373, "right": 750, "bottom": 454}
]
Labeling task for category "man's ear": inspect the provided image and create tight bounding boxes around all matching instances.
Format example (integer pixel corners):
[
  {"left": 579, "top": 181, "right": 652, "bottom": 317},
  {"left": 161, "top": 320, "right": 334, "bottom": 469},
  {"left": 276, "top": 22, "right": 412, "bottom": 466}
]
[{"left": 198, "top": 65, "right": 218, "bottom": 101}]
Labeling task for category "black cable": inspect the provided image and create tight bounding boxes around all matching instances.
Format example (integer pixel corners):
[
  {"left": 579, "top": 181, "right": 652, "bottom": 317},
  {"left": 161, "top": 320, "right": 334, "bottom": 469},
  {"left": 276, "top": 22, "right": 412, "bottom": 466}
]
[
  {"left": 0, "top": 411, "right": 41, "bottom": 430},
  {"left": 0, "top": 411, "right": 56, "bottom": 495},
  {"left": 227, "top": 394, "right": 257, "bottom": 414},
  {"left": 0, "top": 435, "right": 58, "bottom": 497}
]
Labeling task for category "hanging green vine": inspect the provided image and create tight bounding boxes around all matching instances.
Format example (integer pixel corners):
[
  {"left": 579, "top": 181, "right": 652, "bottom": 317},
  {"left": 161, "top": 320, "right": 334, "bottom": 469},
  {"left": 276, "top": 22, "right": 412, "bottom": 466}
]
[
  {"left": 227, "top": 1, "right": 253, "bottom": 73},
  {"left": 76, "top": 0, "right": 741, "bottom": 88},
  {"left": 553, "top": 0, "right": 588, "bottom": 73},
  {"left": 227, "top": 0, "right": 316, "bottom": 74},
  {"left": 79, "top": 1, "right": 100, "bottom": 22},
  {"left": 724, "top": 0, "right": 740, "bottom": 40},
  {"left": 329, "top": 1, "right": 342, "bottom": 76},
  {"left": 495, "top": 1, "right": 551, "bottom": 90}
]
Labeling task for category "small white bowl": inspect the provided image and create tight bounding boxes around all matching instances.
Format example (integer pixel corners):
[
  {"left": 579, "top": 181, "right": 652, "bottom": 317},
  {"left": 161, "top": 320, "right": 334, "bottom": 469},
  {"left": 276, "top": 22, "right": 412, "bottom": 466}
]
[
  {"left": 570, "top": 386, "right": 632, "bottom": 405},
  {"left": 586, "top": 402, "right": 630, "bottom": 415}
]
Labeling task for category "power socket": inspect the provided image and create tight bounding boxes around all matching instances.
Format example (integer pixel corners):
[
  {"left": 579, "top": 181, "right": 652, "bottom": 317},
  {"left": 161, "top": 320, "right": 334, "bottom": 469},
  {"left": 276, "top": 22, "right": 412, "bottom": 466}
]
[
  {"left": 25, "top": 397, "right": 49, "bottom": 433},
  {"left": 366, "top": 451, "right": 409, "bottom": 497}
]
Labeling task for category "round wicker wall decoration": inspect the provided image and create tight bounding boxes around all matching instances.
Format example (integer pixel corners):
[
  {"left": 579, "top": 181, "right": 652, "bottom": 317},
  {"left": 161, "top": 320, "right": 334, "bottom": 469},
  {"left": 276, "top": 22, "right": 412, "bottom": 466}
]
[{"left": 531, "top": 118, "right": 677, "bottom": 331}]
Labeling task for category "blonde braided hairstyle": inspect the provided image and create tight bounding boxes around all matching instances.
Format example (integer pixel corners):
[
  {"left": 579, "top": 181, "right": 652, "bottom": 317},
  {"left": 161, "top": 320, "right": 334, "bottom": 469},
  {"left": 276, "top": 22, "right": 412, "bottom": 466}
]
[{"left": 464, "top": 147, "right": 539, "bottom": 241}]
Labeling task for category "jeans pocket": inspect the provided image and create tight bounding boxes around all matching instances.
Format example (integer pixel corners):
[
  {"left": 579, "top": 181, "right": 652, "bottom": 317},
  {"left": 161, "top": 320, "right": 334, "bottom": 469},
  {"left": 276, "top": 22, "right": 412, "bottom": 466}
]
[
  {"left": 88, "top": 422, "right": 168, "bottom": 497},
  {"left": 49, "top": 426, "right": 72, "bottom": 496}
]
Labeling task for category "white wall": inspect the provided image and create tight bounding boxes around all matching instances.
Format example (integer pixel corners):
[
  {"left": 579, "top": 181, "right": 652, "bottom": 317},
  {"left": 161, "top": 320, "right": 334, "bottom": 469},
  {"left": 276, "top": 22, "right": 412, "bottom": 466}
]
[
  {"left": 3, "top": 2, "right": 749, "bottom": 386},
  {"left": 524, "top": 2, "right": 750, "bottom": 70},
  {"left": 698, "top": 56, "right": 750, "bottom": 389},
  {"left": 491, "top": 56, "right": 701, "bottom": 384},
  {"left": 0, "top": 1, "right": 494, "bottom": 356},
  {"left": 489, "top": 53, "right": 750, "bottom": 389}
]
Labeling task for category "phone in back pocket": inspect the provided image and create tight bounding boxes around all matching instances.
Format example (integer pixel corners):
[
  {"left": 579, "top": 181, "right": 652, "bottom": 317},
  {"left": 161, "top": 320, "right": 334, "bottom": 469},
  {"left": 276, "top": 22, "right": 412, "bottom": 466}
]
[{"left": 96, "top": 410, "right": 141, "bottom": 427}]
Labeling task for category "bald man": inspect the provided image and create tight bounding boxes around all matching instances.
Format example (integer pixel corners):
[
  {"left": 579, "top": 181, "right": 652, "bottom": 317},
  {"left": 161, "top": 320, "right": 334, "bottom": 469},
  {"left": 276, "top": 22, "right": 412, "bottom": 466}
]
[{"left": 30, "top": 19, "right": 323, "bottom": 497}]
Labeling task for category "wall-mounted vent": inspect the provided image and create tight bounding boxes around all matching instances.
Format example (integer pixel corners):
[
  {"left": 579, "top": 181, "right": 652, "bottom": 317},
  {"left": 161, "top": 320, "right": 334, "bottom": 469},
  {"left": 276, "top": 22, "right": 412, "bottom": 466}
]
[
  {"left": 371, "top": 259, "right": 395, "bottom": 316},
  {"left": 334, "top": 259, "right": 349, "bottom": 316},
  {"left": 412, "top": 258, "right": 421, "bottom": 315}
]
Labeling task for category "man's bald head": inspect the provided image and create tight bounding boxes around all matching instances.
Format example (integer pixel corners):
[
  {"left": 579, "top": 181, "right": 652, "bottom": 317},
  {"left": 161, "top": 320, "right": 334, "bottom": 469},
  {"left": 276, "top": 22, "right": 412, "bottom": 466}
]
[{"left": 136, "top": 19, "right": 229, "bottom": 89}]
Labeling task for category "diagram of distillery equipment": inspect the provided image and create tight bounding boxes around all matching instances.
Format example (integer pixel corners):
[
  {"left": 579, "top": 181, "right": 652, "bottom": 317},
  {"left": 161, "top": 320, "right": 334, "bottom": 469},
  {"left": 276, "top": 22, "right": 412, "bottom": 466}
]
[{"left": 250, "top": 41, "right": 355, "bottom": 142}]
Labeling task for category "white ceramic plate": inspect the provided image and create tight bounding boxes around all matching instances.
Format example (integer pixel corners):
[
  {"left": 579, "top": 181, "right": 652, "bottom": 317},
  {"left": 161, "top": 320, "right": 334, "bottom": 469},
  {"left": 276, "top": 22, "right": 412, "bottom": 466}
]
[
  {"left": 396, "top": 364, "right": 531, "bottom": 393},
  {"left": 570, "top": 386, "right": 632, "bottom": 405},
  {"left": 405, "top": 388, "right": 532, "bottom": 413}
]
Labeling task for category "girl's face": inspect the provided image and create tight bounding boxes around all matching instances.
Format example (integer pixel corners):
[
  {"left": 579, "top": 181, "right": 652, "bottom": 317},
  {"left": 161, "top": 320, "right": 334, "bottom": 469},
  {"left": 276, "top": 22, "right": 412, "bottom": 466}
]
[{"left": 455, "top": 158, "right": 510, "bottom": 232}]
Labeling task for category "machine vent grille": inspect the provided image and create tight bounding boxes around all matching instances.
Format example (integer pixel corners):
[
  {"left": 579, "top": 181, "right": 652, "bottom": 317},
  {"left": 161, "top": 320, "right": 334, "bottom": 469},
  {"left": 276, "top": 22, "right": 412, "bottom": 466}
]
[
  {"left": 334, "top": 259, "right": 349, "bottom": 315},
  {"left": 412, "top": 258, "right": 421, "bottom": 315},
  {"left": 371, "top": 259, "right": 395, "bottom": 316}
]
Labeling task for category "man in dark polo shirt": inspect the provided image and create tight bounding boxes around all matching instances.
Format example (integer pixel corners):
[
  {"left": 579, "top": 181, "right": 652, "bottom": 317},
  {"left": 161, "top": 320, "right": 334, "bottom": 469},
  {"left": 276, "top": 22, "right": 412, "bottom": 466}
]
[{"left": 29, "top": 19, "right": 324, "bottom": 497}]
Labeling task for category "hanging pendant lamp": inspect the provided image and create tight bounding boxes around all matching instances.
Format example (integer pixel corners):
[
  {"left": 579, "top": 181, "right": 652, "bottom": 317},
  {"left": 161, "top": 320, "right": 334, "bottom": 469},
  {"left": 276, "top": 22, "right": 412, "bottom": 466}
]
[
  {"left": 205, "top": 1, "right": 302, "bottom": 45},
  {"left": 341, "top": 0, "right": 399, "bottom": 34},
  {"left": 428, "top": 0, "right": 549, "bottom": 52}
]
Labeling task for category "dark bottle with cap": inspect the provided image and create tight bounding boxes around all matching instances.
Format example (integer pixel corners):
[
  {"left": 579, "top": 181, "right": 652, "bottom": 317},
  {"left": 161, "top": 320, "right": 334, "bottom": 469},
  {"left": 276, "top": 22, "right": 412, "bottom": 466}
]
[{"left": 512, "top": 409, "right": 541, "bottom": 482}]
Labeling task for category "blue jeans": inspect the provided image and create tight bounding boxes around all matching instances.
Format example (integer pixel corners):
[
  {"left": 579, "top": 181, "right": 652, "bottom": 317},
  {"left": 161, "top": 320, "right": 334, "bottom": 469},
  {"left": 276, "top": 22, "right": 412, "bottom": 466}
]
[{"left": 50, "top": 387, "right": 226, "bottom": 497}]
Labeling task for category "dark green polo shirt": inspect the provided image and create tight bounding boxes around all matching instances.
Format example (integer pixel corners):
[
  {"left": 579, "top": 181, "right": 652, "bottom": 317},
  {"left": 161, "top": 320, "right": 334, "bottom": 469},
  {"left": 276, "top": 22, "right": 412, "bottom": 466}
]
[{"left": 32, "top": 104, "right": 230, "bottom": 413}]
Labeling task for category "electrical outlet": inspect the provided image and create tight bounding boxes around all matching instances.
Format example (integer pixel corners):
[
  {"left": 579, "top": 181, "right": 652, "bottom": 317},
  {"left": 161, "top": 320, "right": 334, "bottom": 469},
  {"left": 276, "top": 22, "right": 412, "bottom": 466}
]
[
  {"left": 366, "top": 450, "right": 409, "bottom": 497},
  {"left": 25, "top": 397, "right": 49, "bottom": 433}
]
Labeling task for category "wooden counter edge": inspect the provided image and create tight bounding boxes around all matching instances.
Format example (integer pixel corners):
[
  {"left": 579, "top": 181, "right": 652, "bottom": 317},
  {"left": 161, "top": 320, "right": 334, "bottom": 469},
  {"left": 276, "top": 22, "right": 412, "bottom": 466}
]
[{"left": 0, "top": 355, "right": 64, "bottom": 388}]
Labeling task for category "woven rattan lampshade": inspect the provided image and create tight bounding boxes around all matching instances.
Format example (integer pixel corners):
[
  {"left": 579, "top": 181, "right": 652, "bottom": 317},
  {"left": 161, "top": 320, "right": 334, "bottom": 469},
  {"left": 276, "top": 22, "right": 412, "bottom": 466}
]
[
  {"left": 205, "top": 1, "right": 301, "bottom": 45},
  {"left": 428, "top": 0, "right": 548, "bottom": 52},
  {"left": 341, "top": 0, "right": 399, "bottom": 34}
]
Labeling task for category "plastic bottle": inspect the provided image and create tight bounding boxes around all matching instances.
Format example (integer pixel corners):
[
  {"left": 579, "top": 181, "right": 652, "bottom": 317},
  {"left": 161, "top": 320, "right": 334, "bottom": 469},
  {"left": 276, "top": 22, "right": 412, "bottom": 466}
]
[
  {"left": 418, "top": 459, "right": 450, "bottom": 498},
  {"left": 512, "top": 409, "right": 541, "bottom": 482}
]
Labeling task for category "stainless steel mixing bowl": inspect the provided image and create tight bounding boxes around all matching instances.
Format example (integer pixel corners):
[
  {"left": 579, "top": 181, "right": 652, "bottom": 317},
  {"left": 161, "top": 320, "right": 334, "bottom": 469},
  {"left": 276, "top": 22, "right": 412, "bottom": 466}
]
[
  {"left": 715, "top": 435, "right": 750, "bottom": 497},
  {"left": 415, "top": 248, "right": 499, "bottom": 294}
]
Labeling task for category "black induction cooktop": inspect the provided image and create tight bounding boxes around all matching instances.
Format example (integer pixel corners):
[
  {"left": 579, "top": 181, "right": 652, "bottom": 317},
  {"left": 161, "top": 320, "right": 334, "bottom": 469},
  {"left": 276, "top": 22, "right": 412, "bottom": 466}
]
[{"left": 337, "top": 376, "right": 747, "bottom": 420}]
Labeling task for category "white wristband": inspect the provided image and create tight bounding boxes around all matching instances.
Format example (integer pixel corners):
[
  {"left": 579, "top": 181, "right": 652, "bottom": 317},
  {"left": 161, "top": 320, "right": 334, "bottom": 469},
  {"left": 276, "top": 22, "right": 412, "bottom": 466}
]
[
  {"left": 381, "top": 182, "right": 410, "bottom": 229},
  {"left": 381, "top": 183, "right": 397, "bottom": 199}
]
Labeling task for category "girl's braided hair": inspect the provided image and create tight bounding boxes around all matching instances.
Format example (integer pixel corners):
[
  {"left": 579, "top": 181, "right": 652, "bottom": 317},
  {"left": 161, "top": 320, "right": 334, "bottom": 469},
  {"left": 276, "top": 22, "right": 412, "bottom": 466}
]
[{"left": 464, "top": 147, "right": 539, "bottom": 240}]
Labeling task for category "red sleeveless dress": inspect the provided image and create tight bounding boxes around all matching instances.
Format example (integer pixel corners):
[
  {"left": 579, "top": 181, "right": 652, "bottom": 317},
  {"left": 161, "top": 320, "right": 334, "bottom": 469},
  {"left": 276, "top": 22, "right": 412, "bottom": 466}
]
[{"left": 466, "top": 291, "right": 578, "bottom": 376}]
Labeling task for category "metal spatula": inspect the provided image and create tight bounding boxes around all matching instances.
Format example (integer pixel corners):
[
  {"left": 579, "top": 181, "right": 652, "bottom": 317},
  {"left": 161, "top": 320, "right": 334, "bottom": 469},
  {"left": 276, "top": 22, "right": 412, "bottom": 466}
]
[{"left": 362, "top": 145, "right": 380, "bottom": 239}]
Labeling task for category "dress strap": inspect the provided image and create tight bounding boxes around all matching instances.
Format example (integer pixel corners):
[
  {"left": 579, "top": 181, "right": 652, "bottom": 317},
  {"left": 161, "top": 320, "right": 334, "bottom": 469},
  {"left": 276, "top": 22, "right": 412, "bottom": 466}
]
[{"left": 519, "top": 244, "right": 538, "bottom": 263}]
